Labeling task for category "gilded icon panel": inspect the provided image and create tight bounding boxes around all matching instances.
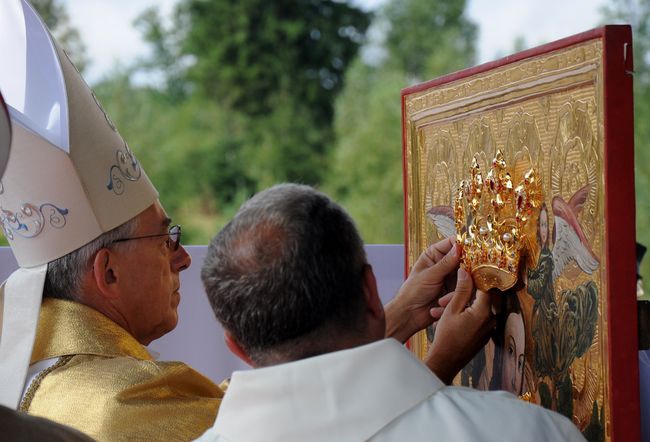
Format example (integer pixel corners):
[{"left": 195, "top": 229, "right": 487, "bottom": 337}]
[{"left": 403, "top": 39, "right": 611, "bottom": 440}]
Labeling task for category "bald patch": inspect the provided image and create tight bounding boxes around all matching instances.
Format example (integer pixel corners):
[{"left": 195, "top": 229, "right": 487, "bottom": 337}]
[{"left": 230, "top": 220, "right": 288, "bottom": 273}]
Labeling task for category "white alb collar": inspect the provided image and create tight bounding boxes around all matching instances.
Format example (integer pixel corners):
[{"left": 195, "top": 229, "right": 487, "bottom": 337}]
[{"left": 214, "top": 338, "right": 445, "bottom": 442}]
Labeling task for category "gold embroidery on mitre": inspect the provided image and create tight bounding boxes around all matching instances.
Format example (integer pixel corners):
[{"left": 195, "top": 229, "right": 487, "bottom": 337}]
[{"left": 455, "top": 149, "right": 542, "bottom": 291}]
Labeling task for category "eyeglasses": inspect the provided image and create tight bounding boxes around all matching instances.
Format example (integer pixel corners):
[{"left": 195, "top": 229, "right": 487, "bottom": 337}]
[{"left": 112, "top": 224, "right": 182, "bottom": 251}]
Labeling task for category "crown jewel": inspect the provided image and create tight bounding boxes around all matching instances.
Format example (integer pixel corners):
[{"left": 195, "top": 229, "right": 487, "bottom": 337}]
[{"left": 454, "top": 149, "right": 542, "bottom": 291}]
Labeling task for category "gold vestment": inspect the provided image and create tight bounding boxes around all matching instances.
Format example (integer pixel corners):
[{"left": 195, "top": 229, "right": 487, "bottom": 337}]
[{"left": 21, "top": 298, "right": 224, "bottom": 441}]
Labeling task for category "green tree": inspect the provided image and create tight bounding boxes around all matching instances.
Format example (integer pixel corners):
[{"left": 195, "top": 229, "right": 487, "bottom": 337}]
[
  {"left": 326, "top": 0, "right": 477, "bottom": 243},
  {"left": 327, "top": 59, "right": 406, "bottom": 242},
  {"left": 242, "top": 92, "right": 330, "bottom": 187},
  {"left": 384, "top": 0, "right": 476, "bottom": 79},
  {"left": 176, "top": 0, "right": 371, "bottom": 187},
  {"left": 177, "top": 0, "right": 370, "bottom": 122}
]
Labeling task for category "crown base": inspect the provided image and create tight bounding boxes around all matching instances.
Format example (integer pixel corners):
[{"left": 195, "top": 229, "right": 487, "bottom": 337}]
[{"left": 471, "top": 264, "right": 517, "bottom": 292}]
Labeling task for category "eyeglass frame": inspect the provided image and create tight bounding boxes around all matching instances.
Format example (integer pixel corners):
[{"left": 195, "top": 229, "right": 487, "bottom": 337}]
[{"left": 111, "top": 224, "right": 182, "bottom": 251}]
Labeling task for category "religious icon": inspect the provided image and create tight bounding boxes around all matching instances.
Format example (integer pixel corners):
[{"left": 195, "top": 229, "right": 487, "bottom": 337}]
[{"left": 402, "top": 26, "right": 638, "bottom": 441}]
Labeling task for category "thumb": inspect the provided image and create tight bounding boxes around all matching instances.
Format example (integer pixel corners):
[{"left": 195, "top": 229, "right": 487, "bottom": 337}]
[
  {"left": 411, "top": 238, "right": 453, "bottom": 274},
  {"left": 449, "top": 268, "right": 474, "bottom": 313},
  {"left": 434, "top": 242, "right": 460, "bottom": 276},
  {"left": 421, "top": 243, "right": 459, "bottom": 280},
  {"left": 468, "top": 289, "right": 493, "bottom": 322}
]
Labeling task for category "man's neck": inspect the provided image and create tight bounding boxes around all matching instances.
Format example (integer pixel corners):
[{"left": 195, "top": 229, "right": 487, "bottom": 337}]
[{"left": 253, "top": 333, "right": 379, "bottom": 368}]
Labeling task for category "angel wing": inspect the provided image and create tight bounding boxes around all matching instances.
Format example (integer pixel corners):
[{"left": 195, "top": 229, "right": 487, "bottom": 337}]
[
  {"left": 426, "top": 205, "right": 456, "bottom": 239},
  {"left": 551, "top": 195, "right": 599, "bottom": 280},
  {"left": 567, "top": 184, "right": 590, "bottom": 215}
]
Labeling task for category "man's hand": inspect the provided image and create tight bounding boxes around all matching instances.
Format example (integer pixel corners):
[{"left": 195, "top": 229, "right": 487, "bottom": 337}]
[
  {"left": 384, "top": 238, "right": 460, "bottom": 343},
  {"left": 425, "top": 268, "right": 495, "bottom": 384}
]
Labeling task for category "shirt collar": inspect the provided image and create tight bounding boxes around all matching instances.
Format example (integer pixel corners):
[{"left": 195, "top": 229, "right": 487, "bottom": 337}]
[{"left": 214, "top": 338, "right": 444, "bottom": 442}]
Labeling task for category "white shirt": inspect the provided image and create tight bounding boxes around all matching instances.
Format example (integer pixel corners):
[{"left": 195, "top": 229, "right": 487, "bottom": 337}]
[{"left": 196, "top": 339, "right": 585, "bottom": 442}]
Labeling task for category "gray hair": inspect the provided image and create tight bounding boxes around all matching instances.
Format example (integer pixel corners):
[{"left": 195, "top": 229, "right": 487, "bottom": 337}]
[
  {"left": 201, "top": 183, "right": 368, "bottom": 365},
  {"left": 43, "top": 216, "right": 139, "bottom": 300}
]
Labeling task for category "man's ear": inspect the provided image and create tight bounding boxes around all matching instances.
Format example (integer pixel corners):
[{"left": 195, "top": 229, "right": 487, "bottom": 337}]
[
  {"left": 91, "top": 249, "right": 119, "bottom": 299},
  {"left": 224, "top": 331, "right": 256, "bottom": 367},
  {"left": 362, "top": 264, "right": 384, "bottom": 322}
]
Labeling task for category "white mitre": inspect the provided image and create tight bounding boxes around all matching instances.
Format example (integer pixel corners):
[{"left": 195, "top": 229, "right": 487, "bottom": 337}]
[{"left": 0, "top": 0, "right": 158, "bottom": 408}]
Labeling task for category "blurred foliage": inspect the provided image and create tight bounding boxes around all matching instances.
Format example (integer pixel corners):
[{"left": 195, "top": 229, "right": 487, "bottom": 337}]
[
  {"left": 98, "top": 0, "right": 371, "bottom": 245},
  {"left": 178, "top": 0, "right": 370, "bottom": 122},
  {"left": 326, "top": 59, "right": 406, "bottom": 242},
  {"left": 602, "top": 0, "right": 650, "bottom": 296},
  {"left": 384, "top": 0, "right": 476, "bottom": 80},
  {"left": 326, "top": 0, "right": 477, "bottom": 243}
]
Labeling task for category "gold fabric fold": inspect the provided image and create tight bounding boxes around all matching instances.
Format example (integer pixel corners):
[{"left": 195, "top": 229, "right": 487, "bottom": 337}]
[
  {"left": 25, "top": 299, "right": 223, "bottom": 442},
  {"left": 31, "top": 299, "right": 152, "bottom": 363}
]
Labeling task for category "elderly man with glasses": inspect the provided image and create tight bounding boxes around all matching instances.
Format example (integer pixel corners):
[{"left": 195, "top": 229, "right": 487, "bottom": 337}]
[
  {"left": 18, "top": 201, "right": 231, "bottom": 442},
  {"left": 0, "top": 2, "right": 224, "bottom": 440},
  {"left": 18, "top": 203, "right": 227, "bottom": 442},
  {"left": 38, "top": 209, "right": 187, "bottom": 348}
]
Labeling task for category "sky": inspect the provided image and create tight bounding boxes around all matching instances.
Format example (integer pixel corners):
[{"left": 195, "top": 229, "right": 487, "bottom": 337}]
[{"left": 60, "top": 0, "right": 610, "bottom": 85}]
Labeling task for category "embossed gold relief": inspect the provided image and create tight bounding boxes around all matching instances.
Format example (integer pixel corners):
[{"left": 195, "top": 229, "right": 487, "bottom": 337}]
[
  {"left": 424, "top": 129, "right": 457, "bottom": 241},
  {"left": 404, "top": 39, "right": 609, "bottom": 440}
]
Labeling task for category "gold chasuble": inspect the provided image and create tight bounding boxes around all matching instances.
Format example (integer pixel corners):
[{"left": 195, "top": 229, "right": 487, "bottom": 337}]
[{"left": 21, "top": 299, "right": 224, "bottom": 441}]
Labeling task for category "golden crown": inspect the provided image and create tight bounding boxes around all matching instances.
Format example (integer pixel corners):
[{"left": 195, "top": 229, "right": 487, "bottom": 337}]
[{"left": 454, "top": 150, "right": 542, "bottom": 291}]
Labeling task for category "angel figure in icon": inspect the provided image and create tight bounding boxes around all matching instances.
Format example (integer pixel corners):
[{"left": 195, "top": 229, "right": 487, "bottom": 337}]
[{"left": 527, "top": 186, "right": 599, "bottom": 421}]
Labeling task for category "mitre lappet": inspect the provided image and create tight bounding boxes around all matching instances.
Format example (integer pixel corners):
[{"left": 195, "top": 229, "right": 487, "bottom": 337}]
[{"left": 0, "top": 0, "right": 158, "bottom": 408}]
